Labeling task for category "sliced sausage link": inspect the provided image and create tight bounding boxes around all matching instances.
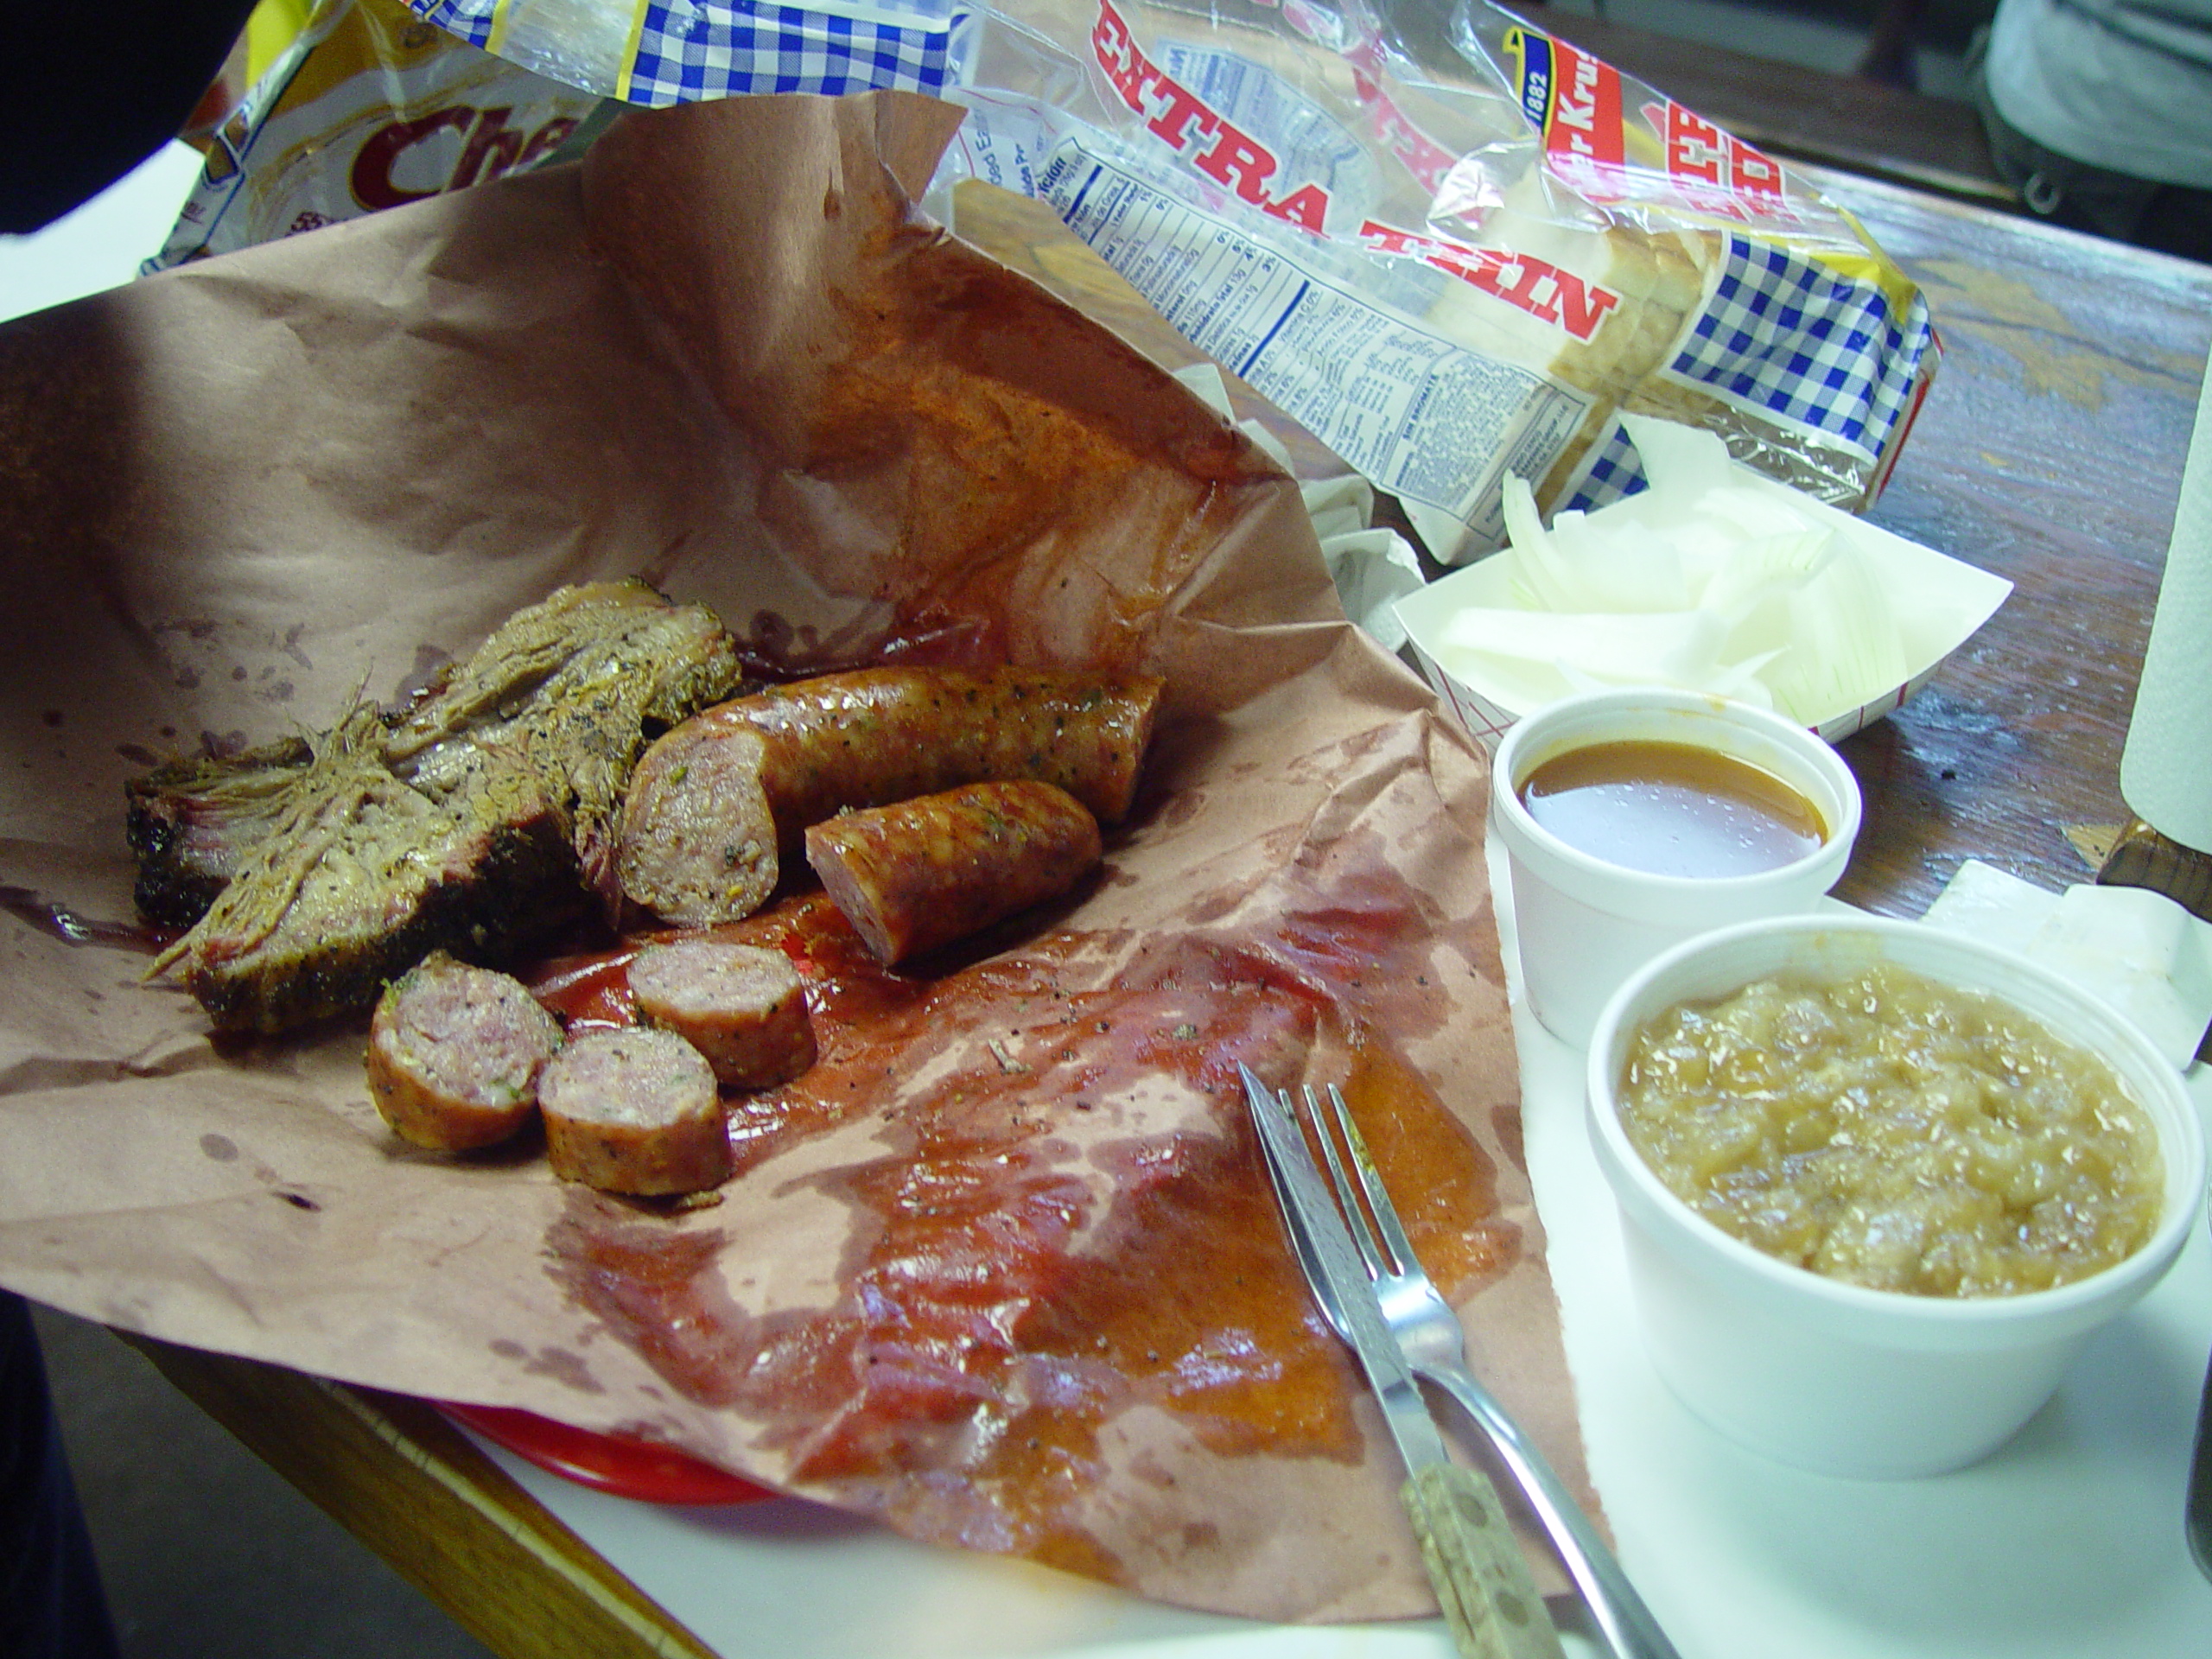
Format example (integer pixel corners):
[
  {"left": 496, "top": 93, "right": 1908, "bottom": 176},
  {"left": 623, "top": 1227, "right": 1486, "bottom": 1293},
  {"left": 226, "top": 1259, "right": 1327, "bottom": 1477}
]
[
  {"left": 615, "top": 724, "right": 778, "bottom": 925},
  {"left": 616, "top": 667, "right": 1157, "bottom": 930},
  {"left": 709, "top": 667, "right": 1161, "bottom": 847},
  {"left": 627, "top": 939, "right": 817, "bottom": 1090},
  {"left": 804, "top": 779, "right": 1103, "bottom": 966},
  {"left": 366, "top": 951, "right": 563, "bottom": 1153},
  {"left": 539, "top": 1027, "right": 731, "bottom": 1196}
]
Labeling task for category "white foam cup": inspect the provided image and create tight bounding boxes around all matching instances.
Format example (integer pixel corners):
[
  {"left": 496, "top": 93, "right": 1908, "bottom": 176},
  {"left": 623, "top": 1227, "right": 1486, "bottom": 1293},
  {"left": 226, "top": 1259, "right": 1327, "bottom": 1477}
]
[
  {"left": 1491, "top": 687, "right": 1861, "bottom": 1047},
  {"left": 1586, "top": 915, "right": 2206, "bottom": 1478}
]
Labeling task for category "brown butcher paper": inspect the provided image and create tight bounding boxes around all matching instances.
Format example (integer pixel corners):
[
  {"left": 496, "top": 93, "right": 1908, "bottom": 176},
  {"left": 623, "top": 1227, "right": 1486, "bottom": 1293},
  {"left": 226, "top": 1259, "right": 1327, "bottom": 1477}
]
[{"left": 0, "top": 91, "right": 1592, "bottom": 1624}]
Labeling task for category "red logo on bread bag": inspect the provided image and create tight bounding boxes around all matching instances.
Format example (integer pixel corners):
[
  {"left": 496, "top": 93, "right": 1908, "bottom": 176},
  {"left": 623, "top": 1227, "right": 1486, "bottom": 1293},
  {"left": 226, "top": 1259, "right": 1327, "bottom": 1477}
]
[
  {"left": 1541, "top": 39, "right": 1625, "bottom": 185},
  {"left": 1360, "top": 222, "right": 1622, "bottom": 342},
  {"left": 1652, "top": 99, "right": 1783, "bottom": 205},
  {"left": 1090, "top": 0, "right": 1332, "bottom": 232}
]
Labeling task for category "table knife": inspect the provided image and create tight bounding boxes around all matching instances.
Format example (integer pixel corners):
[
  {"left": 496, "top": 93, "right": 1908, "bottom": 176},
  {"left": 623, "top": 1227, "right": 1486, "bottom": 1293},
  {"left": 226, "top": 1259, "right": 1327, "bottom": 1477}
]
[
  {"left": 1242, "top": 1067, "right": 1564, "bottom": 1659},
  {"left": 2190, "top": 1343, "right": 2212, "bottom": 1583}
]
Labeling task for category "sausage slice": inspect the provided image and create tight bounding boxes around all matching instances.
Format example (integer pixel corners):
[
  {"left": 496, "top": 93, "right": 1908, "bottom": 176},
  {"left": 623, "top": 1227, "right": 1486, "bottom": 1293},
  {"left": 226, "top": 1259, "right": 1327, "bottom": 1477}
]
[
  {"left": 615, "top": 723, "right": 778, "bottom": 926},
  {"left": 627, "top": 939, "right": 817, "bottom": 1090},
  {"left": 538, "top": 1027, "right": 731, "bottom": 1196},
  {"left": 366, "top": 952, "right": 563, "bottom": 1152},
  {"left": 804, "top": 779, "right": 1103, "bottom": 965}
]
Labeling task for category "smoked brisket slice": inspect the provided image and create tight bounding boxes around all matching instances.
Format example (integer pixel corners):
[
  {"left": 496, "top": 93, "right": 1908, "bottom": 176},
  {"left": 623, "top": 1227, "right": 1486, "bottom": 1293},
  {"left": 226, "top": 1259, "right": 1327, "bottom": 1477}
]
[
  {"left": 127, "top": 736, "right": 313, "bottom": 927},
  {"left": 138, "top": 582, "right": 741, "bottom": 1033}
]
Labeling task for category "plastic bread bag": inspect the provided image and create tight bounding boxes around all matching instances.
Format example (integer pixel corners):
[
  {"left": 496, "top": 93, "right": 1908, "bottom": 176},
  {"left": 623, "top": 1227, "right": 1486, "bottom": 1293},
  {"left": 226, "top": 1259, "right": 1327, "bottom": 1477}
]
[
  {"left": 926, "top": 0, "right": 1936, "bottom": 562},
  {"left": 378, "top": 0, "right": 1935, "bottom": 567},
  {"left": 151, "top": 0, "right": 605, "bottom": 268}
]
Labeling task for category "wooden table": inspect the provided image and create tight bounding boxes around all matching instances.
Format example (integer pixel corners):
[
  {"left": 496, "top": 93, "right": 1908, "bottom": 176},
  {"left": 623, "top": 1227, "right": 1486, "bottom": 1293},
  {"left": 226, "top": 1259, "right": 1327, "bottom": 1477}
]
[
  {"left": 119, "top": 1335, "right": 718, "bottom": 1658},
  {"left": 113, "top": 169, "right": 2212, "bottom": 1659},
  {"left": 1810, "top": 170, "right": 2212, "bottom": 916}
]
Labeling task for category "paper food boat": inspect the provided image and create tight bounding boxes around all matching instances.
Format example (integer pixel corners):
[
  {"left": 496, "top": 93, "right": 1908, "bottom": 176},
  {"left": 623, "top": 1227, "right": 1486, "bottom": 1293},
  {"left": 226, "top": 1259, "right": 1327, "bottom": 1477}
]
[{"left": 1395, "top": 419, "right": 2013, "bottom": 753}]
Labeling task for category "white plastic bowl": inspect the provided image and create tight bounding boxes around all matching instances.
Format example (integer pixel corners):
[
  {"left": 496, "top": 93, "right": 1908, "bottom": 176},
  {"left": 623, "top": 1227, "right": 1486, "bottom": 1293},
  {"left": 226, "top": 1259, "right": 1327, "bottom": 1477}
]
[
  {"left": 1492, "top": 687, "right": 1860, "bottom": 1047},
  {"left": 1586, "top": 914, "right": 2208, "bottom": 1479}
]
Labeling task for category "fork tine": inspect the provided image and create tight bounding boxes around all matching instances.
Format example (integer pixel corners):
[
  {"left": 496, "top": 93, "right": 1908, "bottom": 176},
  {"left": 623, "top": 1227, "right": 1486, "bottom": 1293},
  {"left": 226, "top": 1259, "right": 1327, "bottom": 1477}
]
[
  {"left": 1319, "top": 1083, "right": 1420, "bottom": 1276},
  {"left": 1301, "top": 1083, "right": 1386, "bottom": 1278}
]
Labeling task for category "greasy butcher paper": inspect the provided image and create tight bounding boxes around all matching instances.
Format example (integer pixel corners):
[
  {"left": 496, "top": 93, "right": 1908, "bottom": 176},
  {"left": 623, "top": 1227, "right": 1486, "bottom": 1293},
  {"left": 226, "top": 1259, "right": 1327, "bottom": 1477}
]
[{"left": 0, "top": 92, "right": 1586, "bottom": 1624}]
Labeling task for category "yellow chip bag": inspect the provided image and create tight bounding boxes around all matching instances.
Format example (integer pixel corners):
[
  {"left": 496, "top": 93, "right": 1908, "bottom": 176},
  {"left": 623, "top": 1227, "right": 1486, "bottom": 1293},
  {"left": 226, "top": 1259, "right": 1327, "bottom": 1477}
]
[{"left": 153, "top": 0, "right": 603, "bottom": 267}]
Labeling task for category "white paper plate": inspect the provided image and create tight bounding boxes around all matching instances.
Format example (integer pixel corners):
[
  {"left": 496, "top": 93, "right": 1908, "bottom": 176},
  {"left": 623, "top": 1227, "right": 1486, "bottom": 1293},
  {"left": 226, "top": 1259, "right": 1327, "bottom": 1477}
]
[{"left": 1394, "top": 458, "right": 2013, "bottom": 754}]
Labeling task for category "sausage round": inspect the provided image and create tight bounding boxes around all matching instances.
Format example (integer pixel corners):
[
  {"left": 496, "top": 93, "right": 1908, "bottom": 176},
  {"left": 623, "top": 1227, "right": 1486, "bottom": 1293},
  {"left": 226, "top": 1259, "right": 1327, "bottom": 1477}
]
[
  {"left": 615, "top": 723, "right": 778, "bottom": 926},
  {"left": 538, "top": 1027, "right": 732, "bottom": 1196},
  {"left": 627, "top": 939, "right": 817, "bottom": 1090},
  {"left": 804, "top": 779, "right": 1103, "bottom": 965},
  {"left": 366, "top": 952, "right": 563, "bottom": 1152}
]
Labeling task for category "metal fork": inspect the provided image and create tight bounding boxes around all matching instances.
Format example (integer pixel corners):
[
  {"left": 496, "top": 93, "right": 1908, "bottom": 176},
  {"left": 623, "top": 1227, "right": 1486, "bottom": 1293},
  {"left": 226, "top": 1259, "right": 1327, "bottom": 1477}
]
[{"left": 1300, "top": 1083, "right": 1682, "bottom": 1659}]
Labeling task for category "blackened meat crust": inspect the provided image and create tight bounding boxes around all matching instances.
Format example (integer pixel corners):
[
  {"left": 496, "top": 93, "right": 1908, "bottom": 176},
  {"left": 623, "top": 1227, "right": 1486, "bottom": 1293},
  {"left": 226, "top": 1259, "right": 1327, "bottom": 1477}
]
[
  {"left": 127, "top": 736, "right": 313, "bottom": 927},
  {"left": 137, "top": 582, "right": 741, "bottom": 1033}
]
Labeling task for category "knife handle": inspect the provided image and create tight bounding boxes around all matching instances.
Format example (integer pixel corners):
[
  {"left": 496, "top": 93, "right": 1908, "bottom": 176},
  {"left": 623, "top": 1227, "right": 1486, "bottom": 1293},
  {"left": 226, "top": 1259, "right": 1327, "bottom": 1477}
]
[{"left": 1401, "top": 1460, "right": 1567, "bottom": 1659}]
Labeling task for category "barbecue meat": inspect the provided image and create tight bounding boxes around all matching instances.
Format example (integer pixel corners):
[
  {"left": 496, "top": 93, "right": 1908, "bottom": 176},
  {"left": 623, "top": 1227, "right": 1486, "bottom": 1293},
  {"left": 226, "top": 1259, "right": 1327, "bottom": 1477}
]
[
  {"left": 128, "top": 736, "right": 313, "bottom": 927},
  {"left": 139, "top": 582, "right": 741, "bottom": 1032}
]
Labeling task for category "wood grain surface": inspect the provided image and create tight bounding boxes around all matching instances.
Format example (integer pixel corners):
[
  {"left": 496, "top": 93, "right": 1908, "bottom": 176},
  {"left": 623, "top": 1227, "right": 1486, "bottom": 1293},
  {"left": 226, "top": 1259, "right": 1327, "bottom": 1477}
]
[
  {"left": 1811, "top": 171, "right": 2212, "bottom": 917},
  {"left": 121, "top": 1335, "right": 716, "bottom": 1659}
]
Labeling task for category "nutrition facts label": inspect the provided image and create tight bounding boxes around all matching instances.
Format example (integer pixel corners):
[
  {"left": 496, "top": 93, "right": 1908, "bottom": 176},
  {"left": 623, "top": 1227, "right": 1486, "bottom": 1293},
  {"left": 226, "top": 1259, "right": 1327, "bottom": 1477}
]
[{"left": 1036, "top": 144, "right": 1591, "bottom": 548}]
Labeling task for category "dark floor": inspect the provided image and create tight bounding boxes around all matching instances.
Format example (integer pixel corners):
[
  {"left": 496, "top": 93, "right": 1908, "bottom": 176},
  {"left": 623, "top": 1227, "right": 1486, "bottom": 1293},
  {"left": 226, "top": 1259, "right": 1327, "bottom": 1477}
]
[{"left": 31, "top": 1305, "right": 494, "bottom": 1659}]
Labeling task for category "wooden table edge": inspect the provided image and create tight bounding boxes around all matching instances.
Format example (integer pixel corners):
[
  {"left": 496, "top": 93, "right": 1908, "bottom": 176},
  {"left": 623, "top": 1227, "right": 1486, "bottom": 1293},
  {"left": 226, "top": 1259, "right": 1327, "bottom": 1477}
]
[{"left": 117, "top": 1333, "right": 717, "bottom": 1659}]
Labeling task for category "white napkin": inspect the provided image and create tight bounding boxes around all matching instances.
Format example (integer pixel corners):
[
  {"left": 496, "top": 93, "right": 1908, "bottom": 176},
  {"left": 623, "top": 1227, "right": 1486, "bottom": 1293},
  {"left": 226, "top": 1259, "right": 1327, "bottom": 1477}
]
[
  {"left": 2120, "top": 363, "right": 2212, "bottom": 853},
  {"left": 1923, "top": 860, "right": 2212, "bottom": 1069}
]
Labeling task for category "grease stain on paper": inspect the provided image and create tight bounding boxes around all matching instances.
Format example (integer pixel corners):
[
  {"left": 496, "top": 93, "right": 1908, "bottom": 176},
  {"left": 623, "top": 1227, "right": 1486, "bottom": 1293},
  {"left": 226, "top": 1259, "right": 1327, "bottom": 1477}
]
[
  {"left": 534, "top": 869, "right": 1517, "bottom": 1585},
  {"left": 487, "top": 1337, "right": 606, "bottom": 1394}
]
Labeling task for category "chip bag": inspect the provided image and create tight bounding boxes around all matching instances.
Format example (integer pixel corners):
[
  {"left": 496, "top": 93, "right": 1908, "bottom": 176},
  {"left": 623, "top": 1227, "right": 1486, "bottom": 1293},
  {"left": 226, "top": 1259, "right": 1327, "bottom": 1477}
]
[{"left": 152, "top": 0, "right": 602, "bottom": 267}]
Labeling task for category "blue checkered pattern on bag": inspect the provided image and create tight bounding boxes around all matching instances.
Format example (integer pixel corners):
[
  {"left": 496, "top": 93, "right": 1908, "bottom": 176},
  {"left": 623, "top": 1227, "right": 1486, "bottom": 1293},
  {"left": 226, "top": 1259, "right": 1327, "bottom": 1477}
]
[
  {"left": 1560, "top": 418, "right": 1647, "bottom": 516},
  {"left": 621, "top": 0, "right": 962, "bottom": 105},
  {"left": 1673, "top": 235, "right": 1932, "bottom": 461},
  {"left": 406, "top": 1, "right": 495, "bottom": 48}
]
